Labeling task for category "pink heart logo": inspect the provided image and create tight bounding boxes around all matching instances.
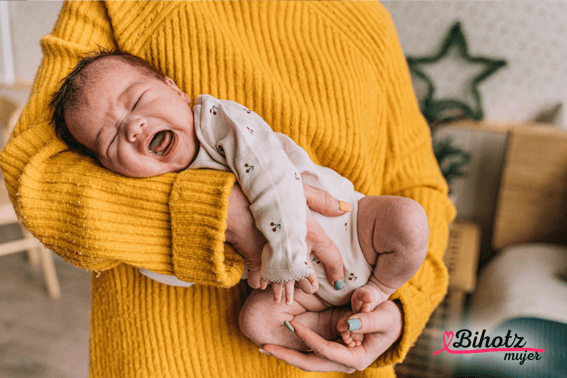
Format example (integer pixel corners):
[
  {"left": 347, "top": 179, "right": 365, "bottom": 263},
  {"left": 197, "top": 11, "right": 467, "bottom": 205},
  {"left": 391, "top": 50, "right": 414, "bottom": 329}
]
[
  {"left": 433, "top": 331, "right": 454, "bottom": 355},
  {"left": 443, "top": 331, "right": 454, "bottom": 346}
]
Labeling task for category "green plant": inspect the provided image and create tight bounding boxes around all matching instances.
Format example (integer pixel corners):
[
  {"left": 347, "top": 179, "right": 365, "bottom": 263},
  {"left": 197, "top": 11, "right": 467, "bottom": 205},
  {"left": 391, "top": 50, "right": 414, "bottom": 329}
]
[{"left": 433, "top": 136, "right": 471, "bottom": 188}]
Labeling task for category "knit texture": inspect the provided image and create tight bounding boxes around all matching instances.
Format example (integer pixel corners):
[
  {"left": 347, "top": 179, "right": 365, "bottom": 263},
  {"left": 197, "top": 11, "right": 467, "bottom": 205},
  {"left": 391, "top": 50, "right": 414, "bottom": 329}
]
[{"left": 0, "top": 1, "right": 455, "bottom": 377}]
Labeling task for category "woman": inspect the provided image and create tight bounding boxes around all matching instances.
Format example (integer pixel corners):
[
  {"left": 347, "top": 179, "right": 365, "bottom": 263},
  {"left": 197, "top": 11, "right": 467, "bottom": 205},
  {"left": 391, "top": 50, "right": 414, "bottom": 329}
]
[{"left": 0, "top": 1, "right": 455, "bottom": 377}]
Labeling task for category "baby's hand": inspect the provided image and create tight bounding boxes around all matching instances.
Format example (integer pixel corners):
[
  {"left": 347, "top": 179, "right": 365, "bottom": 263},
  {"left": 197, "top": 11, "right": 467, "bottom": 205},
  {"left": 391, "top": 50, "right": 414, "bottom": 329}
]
[
  {"left": 245, "top": 253, "right": 319, "bottom": 306},
  {"left": 259, "top": 273, "right": 318, "bottom": 305},
  {"left": 245, "top": 263, "right": 263, "bottom": 290}
]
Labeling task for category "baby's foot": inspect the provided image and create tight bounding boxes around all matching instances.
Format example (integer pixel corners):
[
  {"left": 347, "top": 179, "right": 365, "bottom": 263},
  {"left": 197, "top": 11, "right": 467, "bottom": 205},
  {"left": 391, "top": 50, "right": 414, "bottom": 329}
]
[
  {"left": 351, "top": 284, "right": 385, "bottom": 313},
  {"left": 340, "top": 319, "right": 364, "bottom": 347},
  {"left": 341, "top": 284, "right": 387, "bottom": 347}
]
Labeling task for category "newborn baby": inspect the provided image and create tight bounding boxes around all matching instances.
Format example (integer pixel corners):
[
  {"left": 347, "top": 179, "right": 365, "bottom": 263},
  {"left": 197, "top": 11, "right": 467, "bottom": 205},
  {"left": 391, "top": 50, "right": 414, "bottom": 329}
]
[{"left": 51, "top": 50, "right": 429, "bottom": 349}]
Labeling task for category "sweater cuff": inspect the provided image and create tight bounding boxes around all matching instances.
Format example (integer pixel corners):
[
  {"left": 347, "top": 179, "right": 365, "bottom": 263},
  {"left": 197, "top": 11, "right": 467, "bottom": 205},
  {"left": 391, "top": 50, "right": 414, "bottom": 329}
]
[{"left": 170, "top": 169, "right": 244, "bottom": 287}]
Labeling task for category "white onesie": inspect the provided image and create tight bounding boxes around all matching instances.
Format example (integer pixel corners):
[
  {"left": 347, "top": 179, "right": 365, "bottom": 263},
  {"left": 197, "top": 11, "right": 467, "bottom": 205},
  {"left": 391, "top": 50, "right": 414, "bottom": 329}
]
[{"left": 141, "top": 95, "right": 372, "bottom": 306}]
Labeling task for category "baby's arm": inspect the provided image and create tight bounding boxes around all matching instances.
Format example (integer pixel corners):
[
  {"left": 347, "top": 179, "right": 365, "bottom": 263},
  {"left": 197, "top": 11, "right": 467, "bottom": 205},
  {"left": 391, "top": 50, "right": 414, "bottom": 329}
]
[{"left": 192, "top": 95, "right": 314, "bottom": 299}]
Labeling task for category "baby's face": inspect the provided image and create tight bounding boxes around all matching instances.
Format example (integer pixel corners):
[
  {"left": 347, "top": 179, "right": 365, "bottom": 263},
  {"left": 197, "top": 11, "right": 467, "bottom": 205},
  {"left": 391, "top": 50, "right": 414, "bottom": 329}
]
[{"left": 65, "top": 57, "right": 198, "bottom": 177}]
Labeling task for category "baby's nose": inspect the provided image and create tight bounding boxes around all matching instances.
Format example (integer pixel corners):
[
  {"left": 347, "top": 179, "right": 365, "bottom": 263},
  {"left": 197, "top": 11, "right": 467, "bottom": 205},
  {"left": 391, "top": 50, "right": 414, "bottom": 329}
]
[{"left": 125, "top": 117, "right": 147, "bottom": 143}]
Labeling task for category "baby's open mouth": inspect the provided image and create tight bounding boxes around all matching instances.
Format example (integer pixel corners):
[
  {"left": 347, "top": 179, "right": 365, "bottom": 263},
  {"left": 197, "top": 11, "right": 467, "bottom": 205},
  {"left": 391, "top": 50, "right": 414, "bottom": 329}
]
[{"left": 148, "top": 130, "right": 173, "bottom": 155}]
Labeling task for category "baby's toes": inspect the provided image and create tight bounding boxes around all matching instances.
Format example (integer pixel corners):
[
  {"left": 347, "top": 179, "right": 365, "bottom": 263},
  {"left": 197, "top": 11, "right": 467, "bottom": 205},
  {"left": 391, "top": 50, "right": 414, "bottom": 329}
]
[
  {"left": 340, "top": 331, "right": 356, "bottom": 348},
  {"left": 361, "top": 302, "right": 374, "bottom": 313},
  {"left": 351, "top": 332, "right": 365, "bottom": 346},
  {"left": 351, "top": 286, "right": 377, "bottom": 313}
]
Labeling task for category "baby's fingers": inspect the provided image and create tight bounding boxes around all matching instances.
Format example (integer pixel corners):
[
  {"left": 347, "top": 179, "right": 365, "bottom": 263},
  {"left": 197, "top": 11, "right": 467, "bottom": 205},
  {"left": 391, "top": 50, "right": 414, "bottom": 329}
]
[
  {"left": 260, "top": 277, "right": 269, "bottom": 290},
  {"left": 297, "top": 273, "right": 319, "bottom": 295},
  {"left": 284, "top": 281, "right": 295, "bottom": 305},
  {"left": 272, "top": 283, "right": 283, "bottom": 304},
  {"left": 246, "top": 266, "right": 262, "bottom": 289}
]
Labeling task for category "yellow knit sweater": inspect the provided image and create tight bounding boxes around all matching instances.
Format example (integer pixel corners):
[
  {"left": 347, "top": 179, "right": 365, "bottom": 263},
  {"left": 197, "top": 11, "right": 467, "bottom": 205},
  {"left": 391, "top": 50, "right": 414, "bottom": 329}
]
[{"left": 0, "top": 1, "right": 455, "bottom": 377}]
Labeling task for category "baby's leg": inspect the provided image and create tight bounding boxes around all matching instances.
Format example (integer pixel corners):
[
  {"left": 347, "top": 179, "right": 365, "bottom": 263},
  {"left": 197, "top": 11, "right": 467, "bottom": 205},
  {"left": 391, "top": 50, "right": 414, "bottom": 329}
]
[
  {"left": 343, "top": 195, "right": 428, "bottom": 346},
  {"left": 239, "top": 289, "right": 348, "bottom": 351}
]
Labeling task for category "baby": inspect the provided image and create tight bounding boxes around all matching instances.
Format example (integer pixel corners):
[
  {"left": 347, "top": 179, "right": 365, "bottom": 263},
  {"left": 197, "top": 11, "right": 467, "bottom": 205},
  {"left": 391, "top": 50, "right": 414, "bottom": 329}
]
[{"left": 50, "top": 50, "right": 429, "bottom": 349}]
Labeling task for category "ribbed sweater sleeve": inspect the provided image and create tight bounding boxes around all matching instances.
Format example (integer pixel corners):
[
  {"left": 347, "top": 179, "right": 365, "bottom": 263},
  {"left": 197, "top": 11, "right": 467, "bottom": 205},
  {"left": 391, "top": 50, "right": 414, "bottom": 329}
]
[{"left": 0, "top": 1, "right": 243, "bottom": 287}]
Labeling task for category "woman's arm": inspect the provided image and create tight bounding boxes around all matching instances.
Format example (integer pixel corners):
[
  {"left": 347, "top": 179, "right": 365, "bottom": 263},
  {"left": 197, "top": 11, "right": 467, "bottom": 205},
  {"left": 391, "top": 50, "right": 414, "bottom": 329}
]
[{"left": 0, "top": 1, "right": 243, "bottom": 287}]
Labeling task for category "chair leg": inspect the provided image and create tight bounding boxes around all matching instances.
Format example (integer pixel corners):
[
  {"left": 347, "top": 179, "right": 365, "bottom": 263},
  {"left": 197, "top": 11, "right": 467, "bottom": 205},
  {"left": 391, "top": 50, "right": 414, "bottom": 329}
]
[
  {"left": 22, "top": 228, "right": 40, "bottom": 265},
  {"left": 39, "top": 246, "right": 61, "bottom": 299},
  {"left": 27, "top": 249, "right": 40, "bottom": 265}
]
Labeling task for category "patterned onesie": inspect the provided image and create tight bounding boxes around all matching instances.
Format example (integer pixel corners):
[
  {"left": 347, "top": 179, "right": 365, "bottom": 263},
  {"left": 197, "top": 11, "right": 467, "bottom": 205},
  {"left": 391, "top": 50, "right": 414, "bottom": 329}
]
[{"left": 142, "top": 94, "right": 373, "bottom": 306}]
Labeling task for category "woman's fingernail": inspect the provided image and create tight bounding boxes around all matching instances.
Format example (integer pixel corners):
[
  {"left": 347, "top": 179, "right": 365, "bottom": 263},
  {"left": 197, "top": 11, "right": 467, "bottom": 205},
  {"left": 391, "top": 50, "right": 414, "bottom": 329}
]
[
  {"left": 348, "top": 318, "right": 361, "bottom": 332},
  {"left": 339, "top": 201, "right": 352, "bottom": 212},
  {"left": 284, "top": 320, "right": 295, "bottom": 333},
  {"left": 259, "top": 348, "right": 272, "bottom": 356},
  {"left": 334, "top": 279, "right": 344, "bottom": 290}
]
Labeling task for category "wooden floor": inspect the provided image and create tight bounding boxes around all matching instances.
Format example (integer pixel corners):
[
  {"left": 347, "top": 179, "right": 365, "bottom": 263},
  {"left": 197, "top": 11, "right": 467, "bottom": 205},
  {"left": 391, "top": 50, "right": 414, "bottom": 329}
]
[{"left": 0, "top": 224, "right": 90, "bottom": 378}]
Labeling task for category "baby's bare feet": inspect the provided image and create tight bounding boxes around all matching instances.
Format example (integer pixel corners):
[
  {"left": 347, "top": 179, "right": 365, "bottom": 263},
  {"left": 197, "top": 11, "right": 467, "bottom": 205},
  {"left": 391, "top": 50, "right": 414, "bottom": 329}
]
[
  {"left": 351, "top": 284, "right": 384, "bottom": 313},
  {"left": 341, "top": 282, "right": 389, "bottom": 347}
]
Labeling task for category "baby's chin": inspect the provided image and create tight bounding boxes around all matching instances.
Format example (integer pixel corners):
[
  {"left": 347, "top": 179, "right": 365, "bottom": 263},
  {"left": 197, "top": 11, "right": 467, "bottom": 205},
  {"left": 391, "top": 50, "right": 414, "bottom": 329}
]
[
  {"left": 100, "top": 149, "right": 194, "bottom": 178},
  {"left": 129, "top": 161, "right": 191, "bottom": 178},
  {"left": 100, "top": 161, "right": 164, "bottom": 178},
  {"left": 125, "top": 167, "right": 174, "bottom": 178}
]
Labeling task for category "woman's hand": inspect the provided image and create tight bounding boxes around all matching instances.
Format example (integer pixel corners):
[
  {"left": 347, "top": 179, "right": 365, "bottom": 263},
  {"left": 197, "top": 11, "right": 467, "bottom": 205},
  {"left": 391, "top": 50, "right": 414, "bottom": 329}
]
[
  {"left": 225, "top": 183, "right": 347, "bottom": 302},
  {"left": 261, "top": 300, "right": 403, "bottom": 373}
]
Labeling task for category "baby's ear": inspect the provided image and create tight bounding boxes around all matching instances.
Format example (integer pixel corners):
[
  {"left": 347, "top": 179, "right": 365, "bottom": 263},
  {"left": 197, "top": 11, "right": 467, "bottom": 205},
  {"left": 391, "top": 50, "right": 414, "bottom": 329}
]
[{"left": 165, "top": 77, "right": 191, "bottom": 104}]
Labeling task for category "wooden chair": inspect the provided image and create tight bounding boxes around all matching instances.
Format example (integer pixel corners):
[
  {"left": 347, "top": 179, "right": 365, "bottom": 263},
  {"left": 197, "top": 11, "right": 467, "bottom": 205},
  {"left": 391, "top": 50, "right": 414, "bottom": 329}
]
[
  {"left": 0, "top": 96, "right": 60, "bottom": 298},
  {"left": 469, "top": 123, "right": 567, "bottom": 329},
  {"left": 396, "top": 120, "right": 567, "bottom": 378}
]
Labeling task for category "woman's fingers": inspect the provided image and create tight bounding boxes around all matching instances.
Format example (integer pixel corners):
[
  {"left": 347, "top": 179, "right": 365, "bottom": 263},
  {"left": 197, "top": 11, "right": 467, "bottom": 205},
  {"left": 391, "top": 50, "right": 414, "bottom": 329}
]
[
  {"left": 264, "top": 303, "right": 404, "bottom": 373},
  {"left": 261, "top": 343, "right": 355, "bottom": 373},
  {"left": 302, "top": 184, "right": 348, "bottom": 287},
  {"left": 306, "top": 210, "right": 345, "bottom": 289},
  {"left": 337, "top": 301, "right": 403, "bottom": 339},
  {"left": 274, "top": 319, "right": 370, "bottom": 371},
  {"left": 337, "top": 311, "right": 387, "bottom": 335},
  {"left": 288, "top": 320, "right": 354, "bottom": 365},
  {"left": 303, "top": 184, "right": 351, "bottom": 217}
]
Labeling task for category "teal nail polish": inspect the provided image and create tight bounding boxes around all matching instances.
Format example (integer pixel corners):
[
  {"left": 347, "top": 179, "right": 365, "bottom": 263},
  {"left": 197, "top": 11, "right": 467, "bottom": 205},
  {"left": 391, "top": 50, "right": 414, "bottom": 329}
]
[
  {"left": 284, "top": 320, "right": 295, "bottom": 333},
  {"left": 347, "top": 318, "right": 361, "bottom": 332},
  {"left": 334, "top": 279, "right": 344, "bottom": 290}
]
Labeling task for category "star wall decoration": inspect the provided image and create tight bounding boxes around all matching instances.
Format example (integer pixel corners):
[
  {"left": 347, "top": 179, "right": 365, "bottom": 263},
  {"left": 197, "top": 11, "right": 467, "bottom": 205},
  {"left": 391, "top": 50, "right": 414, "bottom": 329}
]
[{"left": 407, "top": 22, "right": 507, "bottom": 124}]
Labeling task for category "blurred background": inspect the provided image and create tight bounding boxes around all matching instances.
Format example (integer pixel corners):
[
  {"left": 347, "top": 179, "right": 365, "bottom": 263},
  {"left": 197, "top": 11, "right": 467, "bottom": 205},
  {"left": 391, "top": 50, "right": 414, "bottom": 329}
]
[{"left": 1, "top": 1, "right": 565, "bottom": 378}]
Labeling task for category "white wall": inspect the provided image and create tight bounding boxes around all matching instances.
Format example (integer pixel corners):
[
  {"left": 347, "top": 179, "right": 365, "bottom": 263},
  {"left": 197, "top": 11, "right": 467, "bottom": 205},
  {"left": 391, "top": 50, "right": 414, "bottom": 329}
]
[
  {"left": 1, "top": 0, "right": 565, "bottom": 128},
  {"left": 382, "top": 1, "right": 567, "bottom": 128},
  {"left": 0, "top": 1, "right": 62, "bottom": 105},
  {"left": 8, "top": 1, "right": 63, "bottom": 83}
]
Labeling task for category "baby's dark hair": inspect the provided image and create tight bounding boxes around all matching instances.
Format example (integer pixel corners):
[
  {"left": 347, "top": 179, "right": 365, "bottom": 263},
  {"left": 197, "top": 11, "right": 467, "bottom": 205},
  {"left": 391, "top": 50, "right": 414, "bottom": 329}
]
[{"left": 49, "top": 48, "right": 165, "bottom": 158}]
